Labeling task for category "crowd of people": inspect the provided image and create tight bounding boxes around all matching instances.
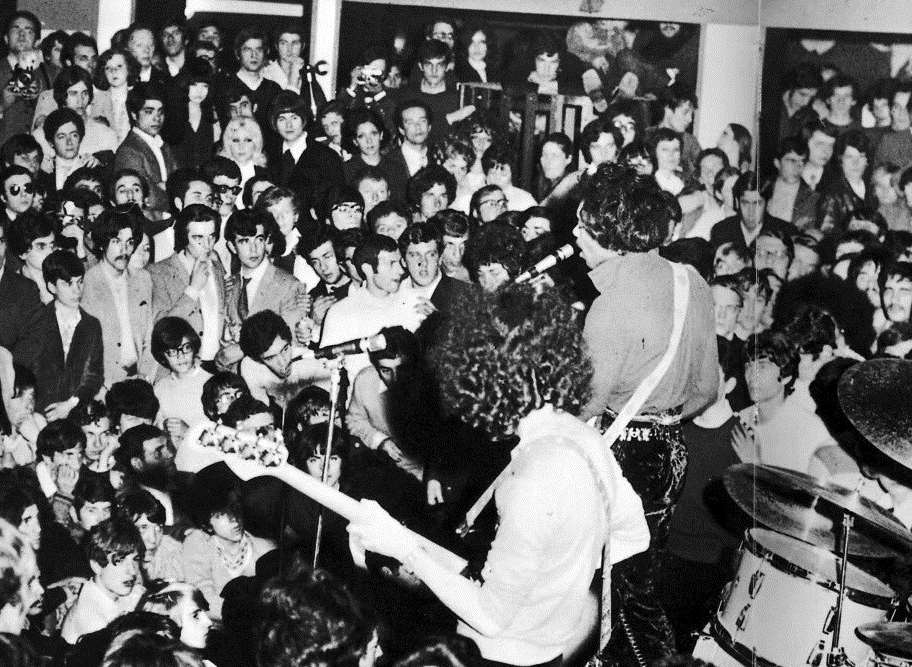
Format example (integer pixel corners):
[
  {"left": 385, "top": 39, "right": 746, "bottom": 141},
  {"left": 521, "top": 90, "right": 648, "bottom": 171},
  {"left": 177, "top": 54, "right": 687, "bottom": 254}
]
[{"left": 1, "top": 6, "right": 912, "bottom": 667}]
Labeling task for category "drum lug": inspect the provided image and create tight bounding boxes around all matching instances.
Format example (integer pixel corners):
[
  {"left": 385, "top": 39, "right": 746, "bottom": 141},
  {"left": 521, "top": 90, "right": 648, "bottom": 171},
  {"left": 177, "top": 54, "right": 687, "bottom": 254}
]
[
  {"left": 823, "top": 605, "right": 836, "bottom": 635},
  {"left": 749, "top": 570, "right": 765, "bottom": 598},
  {"left": 735, "top": 604, "right": 750, "bottom": 632}
]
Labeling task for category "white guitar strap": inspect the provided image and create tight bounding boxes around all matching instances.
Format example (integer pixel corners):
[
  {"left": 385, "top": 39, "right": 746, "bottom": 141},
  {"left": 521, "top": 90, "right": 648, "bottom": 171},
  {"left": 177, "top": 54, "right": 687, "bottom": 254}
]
[{"left": 459, "top": 260, "right": 693, "bottom": 659}]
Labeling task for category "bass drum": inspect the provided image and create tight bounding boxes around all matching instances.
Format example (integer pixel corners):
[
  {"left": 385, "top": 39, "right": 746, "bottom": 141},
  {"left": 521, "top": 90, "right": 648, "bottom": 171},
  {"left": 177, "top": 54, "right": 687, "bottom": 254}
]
[{"left": 713, "top": 528, "right": 896, "bottom": 666}]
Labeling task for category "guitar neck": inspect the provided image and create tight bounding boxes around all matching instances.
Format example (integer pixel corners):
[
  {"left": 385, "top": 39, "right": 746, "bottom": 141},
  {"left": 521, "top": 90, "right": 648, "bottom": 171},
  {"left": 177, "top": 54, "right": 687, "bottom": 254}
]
[{"left": 268, "top": 463, "right": 468, "bottom": 573}]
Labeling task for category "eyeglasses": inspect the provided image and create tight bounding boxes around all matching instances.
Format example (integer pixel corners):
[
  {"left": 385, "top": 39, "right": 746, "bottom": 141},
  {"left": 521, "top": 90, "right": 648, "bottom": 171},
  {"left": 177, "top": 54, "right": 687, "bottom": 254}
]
[
  {"left": 164, "top": 342, "right": 196, "bottom": 358},
  {"left": 214, "top": 184, "right": 242, "bottom": 196},
  {"left": 331, "top": 203, "right": 363, "bottom": 214},
  {"left": 6, "top": 183, "right": 34, "bottom": 196},
  {"left": 479, "top": 197, "right": 507, "bottom": 208},
  {"left": 756, "top": 248, "right": 788, "bottom": 261}
]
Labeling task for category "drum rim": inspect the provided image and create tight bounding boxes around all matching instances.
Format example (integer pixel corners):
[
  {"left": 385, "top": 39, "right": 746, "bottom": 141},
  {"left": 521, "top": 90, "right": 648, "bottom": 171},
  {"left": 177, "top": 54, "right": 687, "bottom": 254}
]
[
  {"left": 709, "top": 616, "right": 783, "bottom": 667},
  {"left": 745, "top": 529, "right": 897, "bottom": 609}
]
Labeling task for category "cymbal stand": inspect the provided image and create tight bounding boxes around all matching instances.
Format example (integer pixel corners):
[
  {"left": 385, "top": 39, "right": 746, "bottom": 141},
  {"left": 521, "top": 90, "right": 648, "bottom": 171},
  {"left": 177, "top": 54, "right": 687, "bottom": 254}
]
[
  {"left": 828, "top": 512, "right": 855, "bottom": 666},
  {"left": 313, "top": 357, "right": 345, "bottom": 568}
]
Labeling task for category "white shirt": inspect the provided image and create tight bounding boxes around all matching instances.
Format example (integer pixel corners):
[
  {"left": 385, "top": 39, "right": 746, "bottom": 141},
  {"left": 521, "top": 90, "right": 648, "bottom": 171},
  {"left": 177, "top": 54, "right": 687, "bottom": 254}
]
[
  {"left": 61, "top": 579, "right": 144, "bottom": 645},
  {"left": 179, "top": 252, "right": 220, "bottom": 360},
  {"left": 282, "top": 227, "right": 320, "bottom": 289},
  {"left": 400, "top": 271, "right": 441, "bottom": 300},
  {"left": 502, "top": 184, "right": 538, "bottom": 211},
  {"left": 400, "top": 142, "right": 428, "bottom": 176},
  {"left": 55, "top": 303, "right": 82, "bottom": 360},
  {"left": 283, "top": 132, "right": 308, "bottom": 163},
  {"left": 101, "top": 262, "right": 137, "bottom": 367},
  {"left": 263, "top": 60, "right": 301, "bottom": 93},
  {"left": 213, "top": 215, "right": 232, "bottom": 275},
  {"left": 54, "top": 156, "right": 80, "bottom": 190},
  {"left": 132, "top": 127, "right": 167, "bottom": 186}
]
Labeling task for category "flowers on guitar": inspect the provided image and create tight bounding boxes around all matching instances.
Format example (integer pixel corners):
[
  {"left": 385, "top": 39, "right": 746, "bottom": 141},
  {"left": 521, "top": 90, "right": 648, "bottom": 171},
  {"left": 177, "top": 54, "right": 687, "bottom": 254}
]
[{"left": 197, "top": 423, "right": 289, "bottom": 467}]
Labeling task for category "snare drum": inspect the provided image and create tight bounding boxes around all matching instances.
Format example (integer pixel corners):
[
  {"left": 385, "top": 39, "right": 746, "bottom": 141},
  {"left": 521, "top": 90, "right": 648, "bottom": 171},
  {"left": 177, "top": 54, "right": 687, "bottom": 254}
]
[
  {"left": 713, "top": 528, "right": 896, "bottom": 666},
  {"left": 872, "top": 655, "right": 912, "bottom": 667}
]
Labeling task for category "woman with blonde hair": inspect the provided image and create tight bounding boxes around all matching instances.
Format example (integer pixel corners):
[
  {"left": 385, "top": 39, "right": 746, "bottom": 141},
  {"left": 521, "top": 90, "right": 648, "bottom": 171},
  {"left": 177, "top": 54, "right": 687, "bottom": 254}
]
[
  {"left": 0, "top": 518, "right": 43, "bottom": 636},
  {"left": 219, "top": 117, "right": 268, "bottom": 207}
]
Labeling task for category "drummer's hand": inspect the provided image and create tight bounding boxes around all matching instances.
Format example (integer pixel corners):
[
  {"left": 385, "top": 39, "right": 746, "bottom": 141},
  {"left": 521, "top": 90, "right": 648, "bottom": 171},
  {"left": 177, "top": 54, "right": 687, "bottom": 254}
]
[
  {"left": 347, "top": 499, "right": 417, "bottom": 562},
  {"left": 731, "top": 422, "right": 758, "bottom": 463},
  {"left": 426, "top": 479, "right": 444, "bottom": 506}
]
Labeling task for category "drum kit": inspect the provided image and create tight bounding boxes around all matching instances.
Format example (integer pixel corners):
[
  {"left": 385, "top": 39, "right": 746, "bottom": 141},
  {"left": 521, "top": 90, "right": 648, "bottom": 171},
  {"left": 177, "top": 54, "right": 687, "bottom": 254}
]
[{"left": 693, "top": 359, "right": 912, "bottom": 667}]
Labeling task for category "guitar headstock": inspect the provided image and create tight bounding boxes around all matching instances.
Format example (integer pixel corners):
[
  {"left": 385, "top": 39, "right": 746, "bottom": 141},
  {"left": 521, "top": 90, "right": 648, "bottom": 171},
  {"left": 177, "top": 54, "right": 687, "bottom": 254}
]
[{"left": 190, "top": 423, "right": 290, "bottom": 481}]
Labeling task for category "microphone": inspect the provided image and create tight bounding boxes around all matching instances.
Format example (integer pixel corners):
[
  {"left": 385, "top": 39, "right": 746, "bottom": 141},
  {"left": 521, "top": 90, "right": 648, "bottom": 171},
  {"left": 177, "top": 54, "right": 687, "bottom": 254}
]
[
  {"left": 315, "top": 333, "right": 387, "bottom": 358},
  {"left": 514, "top": 244, "right": 576, "bottom": 284}
]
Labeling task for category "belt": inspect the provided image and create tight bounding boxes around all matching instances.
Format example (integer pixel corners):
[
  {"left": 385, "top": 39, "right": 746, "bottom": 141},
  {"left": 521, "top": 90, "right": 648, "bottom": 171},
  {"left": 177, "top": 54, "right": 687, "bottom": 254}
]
[{"left": 603, "top": 405, "right": 683, "bottom": 426}]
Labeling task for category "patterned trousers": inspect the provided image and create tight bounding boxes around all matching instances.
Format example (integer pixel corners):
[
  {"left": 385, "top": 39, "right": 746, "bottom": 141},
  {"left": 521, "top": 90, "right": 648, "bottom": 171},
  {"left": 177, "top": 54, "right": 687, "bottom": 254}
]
[{"left": 600, "top": 416, "right": 688, "bottom": 667}]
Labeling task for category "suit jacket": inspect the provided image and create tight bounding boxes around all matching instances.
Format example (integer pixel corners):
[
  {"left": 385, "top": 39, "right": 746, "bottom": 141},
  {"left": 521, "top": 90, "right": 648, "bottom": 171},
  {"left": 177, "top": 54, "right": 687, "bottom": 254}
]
[
  {"left": 149, "top": 253, "right": 229, "bottom": 345},
  {"left": 112, "top": 130, "right": 179, "bottom": 216},
  {"left": 0, "top": 267, "right": 44, "bottom": 374},
  {"left": 225, "top": 263, "right": 310, "bottom": 330},
  {"left": 273, "top": 140, "right": 344, "bottom": 217},
  {"left": 383, "top": 147, "right": 413, "bottom": 201},
  {"left": 761, "top": 176, "right": 820, "bottom": 232},
  {"left": 818, "top": 175, "right": 879, "bottom": 236},
  {"left": 81, "top": 263, "right": 156, "bottom": 386},
  {"left": 35, "top": 305, "right": 104, "bottom": 410},
  {"left": 709, "top": 214, "right": 798, "bottom": 250}
]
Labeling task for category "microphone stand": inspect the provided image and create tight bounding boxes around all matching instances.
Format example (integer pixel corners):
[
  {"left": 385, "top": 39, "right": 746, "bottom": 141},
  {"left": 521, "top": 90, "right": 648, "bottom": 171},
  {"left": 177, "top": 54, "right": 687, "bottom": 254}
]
[{"left": 312, "top": 356, "right": 346, "bottom": 568}]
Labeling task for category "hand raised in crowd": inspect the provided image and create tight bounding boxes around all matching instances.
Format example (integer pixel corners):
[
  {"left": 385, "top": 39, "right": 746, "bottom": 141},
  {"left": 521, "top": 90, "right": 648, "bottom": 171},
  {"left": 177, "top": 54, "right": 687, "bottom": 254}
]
[
  {"left": 294, "top": 317, "right": 315, "bottom": 345},
  {"left": 164, "top": 417, "right": 189, "bottom": 444},
  {"left": 189, "top": 254, "right": 213, "bottom": 292},
  {"left": 730, "top": 421, "right": 759, "bottom": 464},
  {"left": 53, "top": 460, "right": 79, "bottom": 496},
  {"left": 44, "top": 398, "right": 76, "bottom": 421},
  {"left": 413, "top": 296, "right": 437, "bottom": 321}
]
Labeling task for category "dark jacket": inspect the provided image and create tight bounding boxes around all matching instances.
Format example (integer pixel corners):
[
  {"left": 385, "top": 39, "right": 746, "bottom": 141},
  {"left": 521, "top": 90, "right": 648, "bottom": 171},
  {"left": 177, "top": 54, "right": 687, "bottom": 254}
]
[
  {"left": 272, "top": 140, "right": 345, "bottom": 217},
  {"left": 0, "top": 267, "right": 44, "bottom": 374},
  {"left": 35, "top": 305, "right": 104, "bottom": 410},
  {"left": 817, "top": 174, "right": 878, "bottom": 236}
]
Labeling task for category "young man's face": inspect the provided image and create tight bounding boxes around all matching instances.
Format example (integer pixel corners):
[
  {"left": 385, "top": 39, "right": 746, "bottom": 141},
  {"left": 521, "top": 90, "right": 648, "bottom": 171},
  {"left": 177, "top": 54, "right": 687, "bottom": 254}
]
[
  {"left": 755, "top": 235, "right": 790, "bottom": 280},
  {"left": 419, "top": 183, "right": 450, "bottom": 219},
  {"left": 52, "top": 445, "right": 82, "bottom": 472},
  {"left": 306, "top": 452, "right": 342, "bottom": 487},
  {"left": 49, "top": 275, "right": 84, "bottom": 309},
  {"left": 21, "top": 233, "right": 55, "bottom": 271},
  {"left": 738, "top": 285, "right": 768, "bottom": 333},
  {"left": 400, "top": 106, "right": 430, "bottom": 146},
  {"left": 854, "top": 260, "right": 881, "bottom": 308},
  {"left": 668, "top": 101, "right": 694, "bottom": 133},
  {"left": 476, "top": 189, "right": 507, "bottom": 223},
  {"left": 212, "top": 176, "right": 241, "bottom": 217},
  {"left": 76, "top": 500, "right": 112, "bottom": 531},
  {"left": 139, "top": 435, "right": 176, "bottom": 476},
  {"left": 485, "top": 163, "right": 512, "bottom": 189},
  {"left": 374, "top": 212, "right": 408, "bottom": 240},
  {"left": 132, "top": 99, "right": 164, "bottom": 137},
  {"left": 477, "top": 262, "right": 510, "bottom": 293},
  {"left": 307, "top": 241, "right": 343, "bottom": 285},
  {"left": 419, "top": 57, "right": 447, "bottom": 88},
  {"left": 358, "top": 178, "right": 389, "bottom": 214},
  {"left": 828, "top": 85, "right": 855, "bottom": 115},
  {"left": 787, "top": 87, "right": 817, "bottom": 110},
  {"left": 161, "top": 25, "right": 185, "bottom": 57},
  {"left": 228, "top": 96, "right": 255, "bottom": 120},
  {"left": 104, "top": 226, "right": 136, "bottom": 273},
  {"left": 807, "top": 130, "right": 835, "bottom": 168},
  {"left": 365, "top": 249, "right": 405, "bottom": 295},
  {"left": 375, "top": 356, "right": 404, "bottom": 387},
  {"left": 430, "top": 22, "right": 455, "bottom": 48},
  {"left": 320, "top": 112, "right": 344, "bottom": 143},
  {"left": 404, "top": 240, "right": 440, "bottom": 287},
  {"left": 230, "top": 224, "right": 268, "bottom": 270},
  {"left": 738, "top": 190, "right": 766, "bottom": 229},
  {"left": 276, "top": 31, "right": 303, "bottom": 61},
  {"left": 260, "top": 336, "right": 294, "bottom": 378},
  {"left": 892, "top": 92, "right": 911, "bottom": 131},
  {"left": 267, "top": 197, "right": 298, "bottom": 237},
  {"left": 113, "top": 175, "right": 146, "bottom": 207},
  {"left": 71, "top": 45, "right": 98, "bottom": 74},
  {"left": 534, "top": 53, "right": 560, "bottom": 83},
  {"left": 93, "top": 550, "right": 140, "bottom": 598},
  {"left": 775, "top": 151, "right": 805, "bottom": 184},
  {"left": 238, "top": 38, "right": 265, "bottom": 73},
  {"left": 184, "top": 220, "right": 217, "bottom": 259},
  {"left": 133, "top": 513, "right": 163, "bottom": 552},
  {"left": 82, "top": 417, "right": 113, "bottom": 462},
  {"left": 64, "top": 81, "right": 91, "bottom": 116},
  {"left": 178, "top": 596, "right": 213, "bottom": 649},
  {"left": 540, "top": 141, "right": 571, "bottom": 179},
  {"left": 874, "top": 170, "right": 898, "bottom": 206},
  {"left": 5, "top": 17, "right": 37, "bottom": 55},
  {"left": 522, "top": 216, "right": 551, "bottom": 242},
  {"left": 441, "top": 234, "right": 467, "bottom": 270},
  {"left": 2, "top": 174, "right": 34, "bottom": 214},
  {"left": 179, "top": 180, "right": 215, "bottom": 210},
  {"left": 52, "top": 121, "right": 82, "bottom": 160},
  {"left": 276, "top": 111, "right": 305, "bottom": 144},
  {"left": 330, "top": 201, "right": 363, "bottom": 231},
  {"left": 12, "top": 150, "right": 40, "bottom": 176},
  {"left": 655, "top": 138, "right": 681, "bottom": 172},
  {"left": 744, "top": 357, "right": 787, "bottom": 403},
  {"left": 883, "top": 275, "right": 912, "bottom": 323}
]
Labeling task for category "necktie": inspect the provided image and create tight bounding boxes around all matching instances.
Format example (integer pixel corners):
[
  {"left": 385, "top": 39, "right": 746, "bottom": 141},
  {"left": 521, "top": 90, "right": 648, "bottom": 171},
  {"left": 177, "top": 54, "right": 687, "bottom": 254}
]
[
  {"left": 281, "top": 149, "right": 295, "bottom": 184},
  {"left": 239, "top": 277, "right": 251, "bottom": 321}
]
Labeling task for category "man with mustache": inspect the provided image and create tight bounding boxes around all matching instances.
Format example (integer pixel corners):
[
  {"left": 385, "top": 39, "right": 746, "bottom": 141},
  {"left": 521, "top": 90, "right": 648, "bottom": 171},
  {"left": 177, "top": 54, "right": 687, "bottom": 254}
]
[{"left": 82, "top": 206, "right": 156, "bottom": 387}]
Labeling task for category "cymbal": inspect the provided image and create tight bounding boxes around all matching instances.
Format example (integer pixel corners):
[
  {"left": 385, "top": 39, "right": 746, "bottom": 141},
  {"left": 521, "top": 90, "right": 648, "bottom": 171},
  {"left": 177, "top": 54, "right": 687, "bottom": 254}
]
[
  {"left": 857, "top": 622, "right": 912, "bottom": 659},
  {"left": 839, "top": 358, "right": 912, "bottom": 470},
  {"left": 723, "top": 464, "right": 912, "bottom": 558}
]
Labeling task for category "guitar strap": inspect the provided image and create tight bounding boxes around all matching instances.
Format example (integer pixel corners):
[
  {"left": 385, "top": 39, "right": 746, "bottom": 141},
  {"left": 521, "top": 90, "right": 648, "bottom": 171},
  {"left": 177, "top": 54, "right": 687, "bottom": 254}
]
[{"left": 459, "top": 260, "right": 692, "bottom": 661}]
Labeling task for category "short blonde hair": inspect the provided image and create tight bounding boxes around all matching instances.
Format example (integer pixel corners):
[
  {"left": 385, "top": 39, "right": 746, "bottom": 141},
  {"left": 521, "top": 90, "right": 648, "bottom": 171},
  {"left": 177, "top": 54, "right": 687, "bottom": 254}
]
[
  {"left": 0, "top": 518, "right": 38, "bottom": 622},
  {"left": 220, "top": 117, "right": 267, "bottom": 167}
]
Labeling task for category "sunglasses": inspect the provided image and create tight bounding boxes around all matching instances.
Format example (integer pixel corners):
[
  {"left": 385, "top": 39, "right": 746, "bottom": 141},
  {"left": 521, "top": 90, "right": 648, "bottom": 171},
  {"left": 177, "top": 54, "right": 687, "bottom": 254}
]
[
  {"left": 214, "top": 184, "right": 242, "bottom": 196},
  {"left": 6, "top": 182, "right": 35, "bottom": 196}
]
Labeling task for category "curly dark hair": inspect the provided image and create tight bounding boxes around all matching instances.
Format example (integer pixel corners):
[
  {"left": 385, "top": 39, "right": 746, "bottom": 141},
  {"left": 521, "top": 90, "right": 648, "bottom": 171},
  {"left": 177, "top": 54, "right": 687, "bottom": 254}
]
[
  {"left": 578, "top": 162, "right": 672, "bottom": 253},
  {"left": 464, "top": 220, "right": 525, "bottom": 282},
  {"left": 429, "top": 285, "right": 591, "bottom": 440}
]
